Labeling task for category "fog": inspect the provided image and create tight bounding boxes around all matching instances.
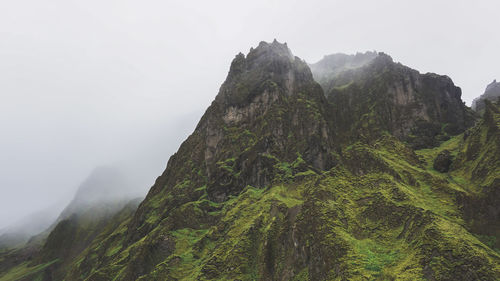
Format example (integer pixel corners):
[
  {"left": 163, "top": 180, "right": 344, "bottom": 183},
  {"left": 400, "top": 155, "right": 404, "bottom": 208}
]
[{"left": 1, "top": 0, "right": 499, "bottom": 231}]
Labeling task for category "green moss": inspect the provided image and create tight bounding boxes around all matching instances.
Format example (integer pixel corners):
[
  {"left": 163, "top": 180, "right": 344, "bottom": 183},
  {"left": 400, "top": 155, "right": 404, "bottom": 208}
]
[
  {"left": 350, "top": 238, "right": 401, "bottom": 274},
  {"left": 291, "top": 152, "right": 306, "bottom": 168},
  {"left": 291, "top": 268, "right": 309, "bottom": 280},
  {"left": 274, "top": 162, "right": 293, "bottom": 182},
  {"left": 415, "top": 134, "right": 462, "bottom": 170}
]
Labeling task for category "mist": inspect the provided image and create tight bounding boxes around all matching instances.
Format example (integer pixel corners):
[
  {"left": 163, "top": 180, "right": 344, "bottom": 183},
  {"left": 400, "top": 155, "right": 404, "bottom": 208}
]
[{"left": 1, "top": 0, "right": 499, "bottom": 231}]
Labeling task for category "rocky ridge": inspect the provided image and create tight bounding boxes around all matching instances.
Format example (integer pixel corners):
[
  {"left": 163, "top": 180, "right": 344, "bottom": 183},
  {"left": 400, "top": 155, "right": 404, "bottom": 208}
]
[
  {"left": 311, "top": 52, "right": 476, "bottom": 148},
  {"left": 472, "top": 79, "right": 500, "bottom": 113}
]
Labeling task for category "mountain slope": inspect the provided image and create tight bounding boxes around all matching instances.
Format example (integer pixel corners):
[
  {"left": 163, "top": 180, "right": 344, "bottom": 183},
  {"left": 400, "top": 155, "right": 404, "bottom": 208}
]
[
  {"left": 453, "top": 99, "right": 500, "bottom": 250},
  {"left": 1, "top": 41, "right": 499, "bottom": 281}
]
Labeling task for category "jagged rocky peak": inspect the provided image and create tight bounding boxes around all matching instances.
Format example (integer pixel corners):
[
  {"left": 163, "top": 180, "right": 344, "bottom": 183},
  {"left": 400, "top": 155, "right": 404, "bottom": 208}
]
[
  {"left": 141, "top": 40, "right": 331, "bottom": 205},
  {"left": 247, "top": 39, "right": 294, "bottom": 62},
  {"left": 215, "top": 39, "right": 315, "bottom": 108},
  {"left": 487, "top": 79, "right": 499, "bottom": 91},
  {"left": 472, "top": 79, "right": 500, "bottom": 113},
  {"left": 197, "top": 40, "right": 333, "bottom": 198}
]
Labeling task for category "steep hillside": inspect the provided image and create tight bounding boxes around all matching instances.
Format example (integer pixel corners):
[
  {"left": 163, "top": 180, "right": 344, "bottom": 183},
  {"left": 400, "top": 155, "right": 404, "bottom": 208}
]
[
  {"left": 472, "top": 80, "right": 500, "bottom": 114},
  {"left": 1, "top": 41, "right": 498, "bottom": 281}
]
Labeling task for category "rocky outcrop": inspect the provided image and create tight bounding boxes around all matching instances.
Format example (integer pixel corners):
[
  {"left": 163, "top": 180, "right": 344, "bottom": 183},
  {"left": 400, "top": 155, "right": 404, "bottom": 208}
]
[
  {"left": 472, "top": 79, "right": 500, "bottom": 113},
  {"left": 433, "top": 149, "right": 453, "bottom": 172},
  {"left": 312, "top": 53, "right": 477, "bottom": 148}
]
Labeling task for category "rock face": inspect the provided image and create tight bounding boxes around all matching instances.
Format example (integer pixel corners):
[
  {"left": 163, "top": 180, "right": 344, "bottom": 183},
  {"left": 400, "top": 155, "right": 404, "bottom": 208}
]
[
  {"left": 472, "top": 79, "right": 500, "bottom": 113},
  {"left": 433, "top": 149, "right": 453, "bottom": 172},
  {"left": 206, "top": 41, "right": 337, "bottom": 194},
  {"left": 1, "top": 41, "right": 499, "bottom": 281},
  {"left": 311, "top": 53, "right": 477, "bottom": 148}
]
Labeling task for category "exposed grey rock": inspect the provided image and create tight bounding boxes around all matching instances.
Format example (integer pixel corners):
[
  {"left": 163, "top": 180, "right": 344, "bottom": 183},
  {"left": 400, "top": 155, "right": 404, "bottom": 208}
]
[
  {"left": 433, "top": 149, "right": 453, "bottom": 173},
  {"left": 311, "top": 52, "right": 477, "bottom": 148},
  {"left": 472, "top": 80, "right": 500, "bottom": 113}
]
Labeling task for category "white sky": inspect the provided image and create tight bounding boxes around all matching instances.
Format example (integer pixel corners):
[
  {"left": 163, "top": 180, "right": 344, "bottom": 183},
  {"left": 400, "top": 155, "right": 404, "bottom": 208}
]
[{"left": 0, "top": 0, "right": 499, "bottom": 229}]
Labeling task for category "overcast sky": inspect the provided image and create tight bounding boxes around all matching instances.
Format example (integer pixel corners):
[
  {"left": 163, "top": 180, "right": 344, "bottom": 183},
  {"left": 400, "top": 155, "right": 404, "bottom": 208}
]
[{"left": 1, "top": 0, "right": 499, "bottom": 230}]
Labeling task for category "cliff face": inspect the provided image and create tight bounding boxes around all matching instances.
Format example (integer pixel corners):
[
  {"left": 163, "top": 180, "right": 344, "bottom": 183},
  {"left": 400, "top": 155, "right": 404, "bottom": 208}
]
[
  {"left": 472, "top": 79, "right": 500, "bottom": 113},
  {"left": 1, "top": 41, "right": 499, "bottom": 281},
  {"left": 312, "top": 53, "right": 477, "bottom": 148}
]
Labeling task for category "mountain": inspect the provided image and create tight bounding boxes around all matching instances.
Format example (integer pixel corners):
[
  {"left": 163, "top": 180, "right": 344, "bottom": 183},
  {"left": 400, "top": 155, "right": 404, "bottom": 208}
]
[
  {"left": 58, "top": 166, "right": 144, "bottom": 219},
  {"left": 1, "top": 40, "right": 499, "bottom": 281},
  {"left": 472, "top": 79, "right": 500, "bottom": 113},
  {"left": 0, "top": 166, "right": 144, "bottom": 281}
]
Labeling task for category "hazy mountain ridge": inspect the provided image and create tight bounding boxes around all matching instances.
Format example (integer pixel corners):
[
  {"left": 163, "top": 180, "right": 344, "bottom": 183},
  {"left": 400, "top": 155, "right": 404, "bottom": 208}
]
[
  {"left": 0, "top": 166, "right": 145, "bottom": 280},
  {"left": 309, "top": 51, "right": 378, "bottom": 90},
  {"left": 1, "top": 41, "right": 499, "bottom": 281},
  {"left": 472, "top": 79, "right": 500, "bottom": 113},
  {"left": 311, "top": 52, "right": 476, "bottom": 149},
  {"left": 0, "top": 207, "right": 61, "bottom": 252}
]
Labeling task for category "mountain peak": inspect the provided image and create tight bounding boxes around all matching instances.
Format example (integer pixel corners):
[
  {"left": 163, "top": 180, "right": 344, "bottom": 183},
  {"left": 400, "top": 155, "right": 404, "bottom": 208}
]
[
  {"left": 486, "top": 79, "right": 499, "bottom": 92},
  {"left": 216, "top": 40, "right": 313, "bottom": 107},
  {"left": 472, "top": 79, "right": 500, "bottom": 112},
  {"left": 372, "top": 51, "right": 394, "bottom": 65},
  {"left": 250, "top": 39, "right": 293, "bottom": 59}
]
